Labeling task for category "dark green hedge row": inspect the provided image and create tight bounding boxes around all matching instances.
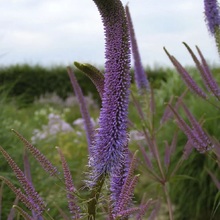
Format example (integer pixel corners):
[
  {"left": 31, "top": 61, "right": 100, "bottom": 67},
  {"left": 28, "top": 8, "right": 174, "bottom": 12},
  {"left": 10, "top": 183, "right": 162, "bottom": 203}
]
[
  {"left": 0, "top": 64, "right": 167, "bottom": 105},
  {"left": 0, "top": 64, "right": 100, "bottom": 105}
]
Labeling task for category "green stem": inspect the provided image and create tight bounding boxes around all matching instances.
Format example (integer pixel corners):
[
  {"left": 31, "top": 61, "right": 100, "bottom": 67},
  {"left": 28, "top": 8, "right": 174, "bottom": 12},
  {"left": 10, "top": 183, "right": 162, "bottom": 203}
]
[
  {"left": 88, "top": 174, "right": 105, "bottom": 220},
  {"left": 163, "top": 183, "right": 173, "bottom": 220}
]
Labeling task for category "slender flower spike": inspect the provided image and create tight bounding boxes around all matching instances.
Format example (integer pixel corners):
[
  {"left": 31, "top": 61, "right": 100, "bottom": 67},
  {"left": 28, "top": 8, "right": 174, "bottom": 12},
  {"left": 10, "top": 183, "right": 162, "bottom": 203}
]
[
  {"left": 90, "top": 0, "right": 131, "bottom": 183},
  {"left": 196, "top": 45, "right": 220, "bottom": 98},
  {"left": 168, "top": 104, "right": 213, "bottom": 153},
  {"left": 181, "top": 102, "right": 214, "bottom": 152},
  {"left": 0, "top": 147, "right": 45, "bottom": 216},
  {"left": 164, "top": 47, "right": 208, "bottom": 99},
  {"left": 204, "top": 0, "right": 220, "bottom": 54},
  {"left": 56, "top": 147, "right": 80, "bottom": 219},
  {"left": 204, "top": 0, "right": 220, "bottom": 35},
  {"left": 125, "top": 5, "right": 149, "bottom": 92},
  {"left": 112, "top": 151, "right": 138, "bottom": 214},
  {"left": 67, "top": 67, "right": 94, "bottom": 156},
  {"left": 12, "top": 129, "right": 58, "bottom": 176},
  {"left": 182, "top": 43, "right": 220, "bottom": 98}
]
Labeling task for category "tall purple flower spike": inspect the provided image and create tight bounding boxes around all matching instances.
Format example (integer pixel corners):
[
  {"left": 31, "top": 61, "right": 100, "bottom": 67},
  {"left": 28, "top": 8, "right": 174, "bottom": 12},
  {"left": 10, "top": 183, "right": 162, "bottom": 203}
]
[
  {"left": 125, "top": 5, "right": 149, "bottom": 92},
  {"left": 204, "top": 0, "right": 220, "bottom": 35},
  {"left": 89, "top": 0, "right": 131, "bottom": 185}
]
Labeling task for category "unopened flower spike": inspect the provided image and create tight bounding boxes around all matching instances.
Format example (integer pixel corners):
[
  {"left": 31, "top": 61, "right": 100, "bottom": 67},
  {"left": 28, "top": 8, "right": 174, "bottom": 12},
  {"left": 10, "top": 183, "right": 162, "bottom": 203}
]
[
  {"left": 136, "top": 199, "right": 152, "bottom": 220},
  {"left": 0, "top": 176, "right": 41, "bottom": 215},
  {"left": 111, "top": 151, "right": 138, "bottom": 215},
  {"left": 168, "top": 104, "right": 212, "bottom": 153},
  {"left": 56, "top": 147, "right": 80, "bottom": 219},
  {"left": 23, "top": 149, "right": 42, "bottom": 219},
  {"left": 125, "top": 4, "right": 150, "bottom": 92},
  {"left": 13, "top": 205, "right": 34, "bottom": 220},
  {"left": 196, "top": 45, "right": 220, "bottom": 98},
  {"left": 204, "top": 0, "right": 220, "bottom": 54},
  {"left": 164, "top": 47, "right": 208, "bottom": 99},
  {"left": 67, "top": 67, "right": 94, "bottom": 156},
  {"left": 181, "top": 102, "right": 214, "bottom": 152},
  {"left": 183, "top": 42, "right": 220, "bottom": 98},
  {"left": 74, "top": 61, "right": 104, "bottom": 99},
  {"left": 11, "top": 129, "right": 58, "bottom": 176},
  {"left": 0, "top": 147, "right": 45, "bottom": 216}
]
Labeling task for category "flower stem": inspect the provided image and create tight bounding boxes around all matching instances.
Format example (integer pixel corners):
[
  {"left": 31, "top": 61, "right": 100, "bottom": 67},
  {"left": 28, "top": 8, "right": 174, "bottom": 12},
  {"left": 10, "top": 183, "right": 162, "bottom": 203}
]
[
  {"left": 163, "top": 183, "right": 173, "bottom": 220},
  {"left": 88, "top": 174, "right": 105, "bottom": 220}
]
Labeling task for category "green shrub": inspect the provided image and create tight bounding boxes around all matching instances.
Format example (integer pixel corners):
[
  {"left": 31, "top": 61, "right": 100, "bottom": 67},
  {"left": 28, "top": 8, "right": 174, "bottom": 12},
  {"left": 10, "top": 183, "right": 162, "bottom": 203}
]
[{"left": 0, "top": 64, "right": 100, "bottom": 105}]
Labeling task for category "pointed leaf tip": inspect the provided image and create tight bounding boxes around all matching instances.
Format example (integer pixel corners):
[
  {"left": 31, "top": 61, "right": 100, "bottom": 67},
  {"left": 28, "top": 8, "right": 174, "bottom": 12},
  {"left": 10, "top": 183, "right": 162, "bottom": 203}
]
[{"left": 73, "top": 61, "right": 104, "bottom": 99}]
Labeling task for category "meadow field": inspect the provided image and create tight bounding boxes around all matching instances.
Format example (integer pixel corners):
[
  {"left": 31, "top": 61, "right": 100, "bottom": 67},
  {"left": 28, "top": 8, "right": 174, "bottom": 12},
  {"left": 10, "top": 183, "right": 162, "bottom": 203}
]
[{"left": 1, "top": 64, "right": 220, "bottom": 219}]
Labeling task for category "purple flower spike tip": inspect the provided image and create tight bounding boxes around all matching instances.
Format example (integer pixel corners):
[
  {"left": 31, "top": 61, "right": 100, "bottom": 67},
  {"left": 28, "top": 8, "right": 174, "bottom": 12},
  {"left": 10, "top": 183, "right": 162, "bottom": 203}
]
[
  {"left": 204, "top": 0, "right": 220, "bottom": 35},
  {"left": 125, "top": 5, "right": 150, "bottom": 92}
]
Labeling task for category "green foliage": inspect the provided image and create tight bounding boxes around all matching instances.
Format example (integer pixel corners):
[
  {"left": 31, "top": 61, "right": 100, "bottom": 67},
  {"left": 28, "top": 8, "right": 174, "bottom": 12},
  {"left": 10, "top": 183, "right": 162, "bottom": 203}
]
[
  {"left": 0, "top": 64, "right": 100, "bottom": 105},
  {"left": 157, "top": 66, "right": 220, "bottom": 219},
  {"left": 1, "top": 65, "right": 220, "bottom": 219}
]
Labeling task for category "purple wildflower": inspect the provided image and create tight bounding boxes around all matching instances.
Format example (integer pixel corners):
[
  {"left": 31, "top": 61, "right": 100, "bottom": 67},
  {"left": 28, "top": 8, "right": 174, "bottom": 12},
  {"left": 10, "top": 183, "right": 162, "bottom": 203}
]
[
  {"left": 56, "top": 147, "right": 80, "bottom": 219},
  {"left": 12, "top": 205, "right": 34, "bottom": 220},
  {"left": 12, "top": 129, "right": 58, "bottom": 176},
  {"left": 0, "top": 176, "right": 38, "bottom": 215},
  {"left": 0, "top": 146, "right": 45, "bottom": 216},
  {"left": 136, "top": 199, "right": 152, "bottom": 220},
  {"left": 196, "top": 45, "right": 220, "bottom": 97},
  {"left": 181, "top": 102, "right": 214, "bottom": 152},
  {"left": 168, "top": 104, "right": 213, "bottom": 153},
  {"left": 89, "top": 0, "right": 131, "bottom": 183},
  {"left": 112, "top": 151, "right": 138, "bottom": 215},
  {"left": 116, "top": 207, "right": 140, "bottom": 219},
  {"left": 204, "top": 0, "right": 220, "bottom": 35},
  {"left": 125, "top": 5, "right": 149, "bottom": 92},
  {"left": 183, "top": 140, "right": 194, "bottom": 160},
  {"left": 67, "top": 67, "right": 94, "bottom": 155},
  {"left": 182, "top": 43, "right": 220, "bottom": 98},
  {"left": 164, "top": 47, "right": 208, "bottom": 99}
]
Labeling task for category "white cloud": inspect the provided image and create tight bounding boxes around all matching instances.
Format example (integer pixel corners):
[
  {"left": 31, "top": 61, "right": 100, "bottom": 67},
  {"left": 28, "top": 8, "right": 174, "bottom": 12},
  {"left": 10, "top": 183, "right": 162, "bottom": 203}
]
[{"left": 0, "top": 0, "right": 219, "bottom": 67}]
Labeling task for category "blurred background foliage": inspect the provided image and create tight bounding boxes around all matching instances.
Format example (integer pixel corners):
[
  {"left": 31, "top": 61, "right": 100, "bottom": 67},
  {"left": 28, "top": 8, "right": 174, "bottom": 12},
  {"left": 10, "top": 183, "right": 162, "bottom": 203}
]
[{"left": 0, "top": 64, "right": 220, "bottom": 219}]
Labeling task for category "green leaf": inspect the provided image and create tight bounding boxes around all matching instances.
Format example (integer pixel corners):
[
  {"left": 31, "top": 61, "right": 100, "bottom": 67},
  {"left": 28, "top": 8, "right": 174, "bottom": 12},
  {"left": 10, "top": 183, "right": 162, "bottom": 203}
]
[
  {"left": 211, "top": 190, "right": 220, "bottom": 220},
  {"left": 74, "top": 62, "right": 104, "bottom": 99},
  {"left": 169, "top": 174, "right": 199, "bottom": 183}
]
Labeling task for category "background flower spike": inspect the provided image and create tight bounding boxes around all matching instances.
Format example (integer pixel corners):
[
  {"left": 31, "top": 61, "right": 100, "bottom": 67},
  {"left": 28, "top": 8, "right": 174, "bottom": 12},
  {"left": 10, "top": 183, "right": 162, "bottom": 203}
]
[
  {"left": 196, "top": 45, "right": 220, "bottom": 98},
  {"left": 74, "top": 61, "right": 104, "bottom": 99},
  {"left": 11, "top": 129, "right": 58, "bottom": 177},
  {"left": 0, "top": 146, "right": 45, "bottom": 216},
  {"left": 0, "top": 176, "right": 41, "bottom": 216},
  {"left": 164, "top": 47, "right": 208, "bottom": 99},
  {"left": 125, "top": 4, "right": 150, "bottom": 93},
  {"left": 204, "top": 0, "right": 220, "bottom": 55},
  {"left": 67, "top": 66, "right": 94, "bottom": 156},
  {"left": 56, "top": 147, "right": 80, "bottom": 219}
]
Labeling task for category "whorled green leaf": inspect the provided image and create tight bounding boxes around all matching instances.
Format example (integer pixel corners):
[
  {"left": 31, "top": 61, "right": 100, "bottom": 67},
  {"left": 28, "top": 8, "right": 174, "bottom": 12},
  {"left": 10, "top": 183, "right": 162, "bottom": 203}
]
[{"left": 74, "top": 62, "right": 104, "bottom": 99}]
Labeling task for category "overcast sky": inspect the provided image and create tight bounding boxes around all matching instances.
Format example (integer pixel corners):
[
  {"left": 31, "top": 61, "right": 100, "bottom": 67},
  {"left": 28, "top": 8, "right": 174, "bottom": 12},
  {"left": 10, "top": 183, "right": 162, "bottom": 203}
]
[{"left": 0, "top": 0, "right": 219, "bottom": 68}]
